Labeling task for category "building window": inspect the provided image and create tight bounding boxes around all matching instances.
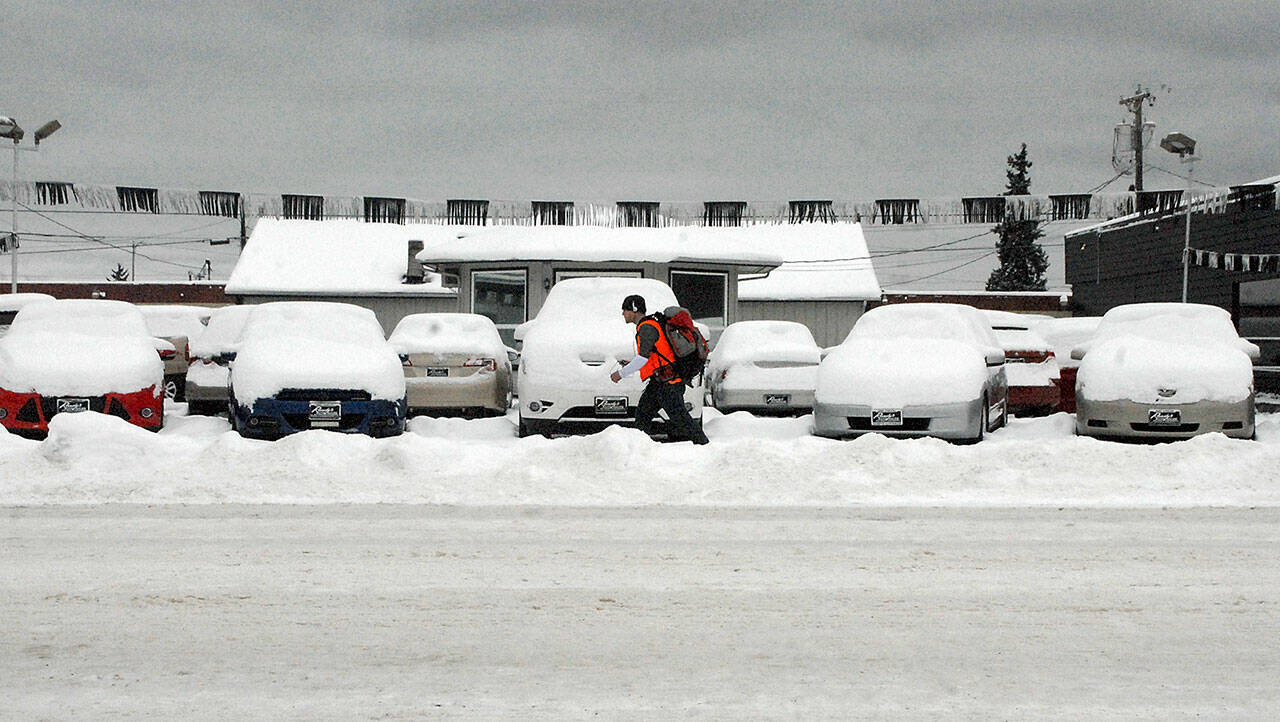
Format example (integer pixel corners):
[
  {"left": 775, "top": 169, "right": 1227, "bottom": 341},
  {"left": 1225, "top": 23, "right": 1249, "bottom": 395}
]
[
  {"left": 874, "top": 199, "right": 920, "bottom": 224},
  {"left": 283, "top": 194, "right": 324, "bottom": 220},
  {"left": 1050, "top": 194, "right": 1092, "bottom": 221},
  {"left": 471, "top": 269, "right": 527, "bottom": 346},
  {"left": 1230, "top": 185, "right": 1277, "bottom": 212},
  {"left": 531, "top": 201, "right": 574, "bottom": 226},
  {"left": 448, "top": 199, "right": 489, "bottom": 225},
  {"left": 703, "top": 201, "right": 746, "bottom": 227},
  {"left": 788, "top": 200, "right": 835, "bottom": 223},
  {"left": 199, "top": 191, "right": 241, "bottom": 218},
  {"left": 669, "top": 270, "right": 727, "bottom": 330},
  {"left": 1136, "top": 190, "right": 1183, "bottom": 215},
  {"left": 553, "top": 268, "right": 643, "bottom": 285},
  {"left": 962, "top": 197, "right": 1005, "bottom": 224},
  {"left": 117, "top": 186, "right": 159, "bottom": 213},
  {"left": 617, "top": 201, "right": 660, "bottom": 228},
  {"left": 364, "top": 196, "right": 406, "bottom": 224},
  {"left": 36, "top": 181, "right": 75, "bottom": 205}
]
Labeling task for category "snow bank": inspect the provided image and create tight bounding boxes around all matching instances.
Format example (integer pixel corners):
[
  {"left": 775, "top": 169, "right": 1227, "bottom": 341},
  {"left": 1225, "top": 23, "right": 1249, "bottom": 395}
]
[
  {"left": 230, "top": 303, "right": 405, "bottom": 402},
  {"left": 2, "top": 408, "right": 1280, "bottom": 507},
  {"left": 0, "top": 300, "right": 163, "bottom": 395},
  {"left": 389, "top": 313, "right": 507, "bottom": 358}
]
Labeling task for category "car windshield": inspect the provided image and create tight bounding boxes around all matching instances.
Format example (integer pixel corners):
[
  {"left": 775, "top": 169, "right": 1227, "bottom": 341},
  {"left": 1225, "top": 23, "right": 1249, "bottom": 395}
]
[{"left": 7, "top": 300, "right": 149, "bottom": 340}]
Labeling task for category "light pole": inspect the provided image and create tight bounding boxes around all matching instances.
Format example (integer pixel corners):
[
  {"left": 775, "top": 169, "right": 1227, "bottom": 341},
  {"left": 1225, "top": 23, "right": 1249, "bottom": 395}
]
[
  {"left": 0, "top": 117, "right": 62, "bottom": 293},
  {"left": 1160, "top": 132, "right": 1198, "bottom": 303}
]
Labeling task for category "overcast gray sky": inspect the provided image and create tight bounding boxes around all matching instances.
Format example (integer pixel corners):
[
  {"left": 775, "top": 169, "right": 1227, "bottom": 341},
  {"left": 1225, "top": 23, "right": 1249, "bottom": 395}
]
[{"left": 4, "top": 0, "right": 1278, "bottom": 202}]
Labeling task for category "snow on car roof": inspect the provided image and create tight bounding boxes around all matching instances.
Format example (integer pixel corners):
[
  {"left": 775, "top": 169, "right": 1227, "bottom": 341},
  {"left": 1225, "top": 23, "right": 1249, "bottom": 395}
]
[
  {"left": 711, "top": 321, "right": 819, "bottom": 367},
  {"left": 389, "top": 313, "right": 506, "bottom": 356},
  {"left": 1094, "top": 303, "right": 1242, "bottom": 346},
  {"left": 226, "top": 219, "right": 460, "bottom": 296},
  {"left": 850, "top": 303, "right": 998, "bottom": 347},
  {"left": 0, "top": 293, "right": 55, "bottom": 313},
  {"left": 534, "top": 277, "right": 680, "bottom": 323},
  {"left": 139, "top": 305, "right": 211, "bottom": 338},
  {"left": 243, "top": 301, "right": 386, "bottom": 343},
  {"left": 6, "top": 299, "right": 150, "bottom": 338},
  {"left": 189, "top": 305, "right": 257, "bottom": 358}
]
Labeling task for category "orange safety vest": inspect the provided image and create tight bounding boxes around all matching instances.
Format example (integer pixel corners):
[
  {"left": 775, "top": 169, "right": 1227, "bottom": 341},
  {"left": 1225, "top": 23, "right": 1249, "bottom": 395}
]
[{"left": 637, "top": 317, "right": 681, "bottom": 384}]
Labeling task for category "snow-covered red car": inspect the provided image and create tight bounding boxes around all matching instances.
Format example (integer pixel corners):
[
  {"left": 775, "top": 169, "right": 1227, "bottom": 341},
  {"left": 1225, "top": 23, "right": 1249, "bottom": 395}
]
[
  {"left": 813, "top": 303, "right": 1008, "bottom": 442},
  {"left": 982, "top": 310, "right": 1060, "bottom": 415},
  {"left": 185, "top": 304, "right": 257, "bottom": 416},
  {"left": 229, "top": 302, "right": 406, "bottom": 439},
  {"left": 706, "top": 320, "right": 820, "bottom": 415},
  {"left": 0, "top": 299, "right": 164, "bottom": 437},
  {"left": 1072, "top": 303, "right": 1258, "bottom": 441},
  {"left": 516, "top": 277, "right": 703, "bottom": 437},
  {"left": 1032, "top": 316, "right": 1101, "bottom": 414}
]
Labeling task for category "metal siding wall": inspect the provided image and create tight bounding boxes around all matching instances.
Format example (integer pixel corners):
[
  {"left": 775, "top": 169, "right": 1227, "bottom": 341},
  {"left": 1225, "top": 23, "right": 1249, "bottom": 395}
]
[{"left": 737, "top": 300, "right": 864, "bottom": 347}]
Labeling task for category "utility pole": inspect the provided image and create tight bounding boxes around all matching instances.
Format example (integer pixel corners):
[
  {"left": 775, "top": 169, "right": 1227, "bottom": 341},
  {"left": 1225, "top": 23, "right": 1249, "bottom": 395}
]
[{"left": 1120, "top": 86, "right": 1155, "bottom": 191}]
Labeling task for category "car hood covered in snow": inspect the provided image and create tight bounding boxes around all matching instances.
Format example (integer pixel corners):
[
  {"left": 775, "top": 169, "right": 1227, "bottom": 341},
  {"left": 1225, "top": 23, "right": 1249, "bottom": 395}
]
[
  {"left": 232, "top": 336, "right": 406, "bottom": 402},
  {"left": 816, "top": 337, "right": 988, "bottom": 407},
  {"left": 1076, "top": 336, "right": 1254, "bottom": 404}
]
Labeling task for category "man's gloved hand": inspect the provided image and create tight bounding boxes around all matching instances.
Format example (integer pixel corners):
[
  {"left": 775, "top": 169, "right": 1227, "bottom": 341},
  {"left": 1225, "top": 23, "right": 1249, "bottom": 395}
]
[{"left": 609, "top": 371, "right": 622, "bottom": 383}]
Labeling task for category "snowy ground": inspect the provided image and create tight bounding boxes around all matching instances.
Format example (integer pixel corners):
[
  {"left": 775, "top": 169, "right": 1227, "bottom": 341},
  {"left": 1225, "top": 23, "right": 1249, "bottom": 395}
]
[
  {"left": 1, "top": 406, "right": 1279, "bottom": 507},
  {"left": 3, "top": 505, "right": 1278, "bottom": 719}
]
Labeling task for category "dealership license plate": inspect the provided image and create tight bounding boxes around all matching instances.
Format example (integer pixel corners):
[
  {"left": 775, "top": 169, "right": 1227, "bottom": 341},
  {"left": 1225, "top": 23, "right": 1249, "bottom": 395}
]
[
  {"left": 426, "top": 367, "right": 449, "bottom": 378},
  {"left": 57, "top": 398, "right": 90, "bottom": 413},
  {"left": 1148, "top": 408, "right": 1181, "bottom": 426},
  {"left": 309, "top": 401, "right": 341, "bottom": 428},
  {"left": 764, "top": 394, "right": 790, "bottom": 406},
  {"left": 871, "top": 409, "right": 903, "bottom": 427},
  {"left": 594, "top": 396, "right": 628, "bottom": 416}
]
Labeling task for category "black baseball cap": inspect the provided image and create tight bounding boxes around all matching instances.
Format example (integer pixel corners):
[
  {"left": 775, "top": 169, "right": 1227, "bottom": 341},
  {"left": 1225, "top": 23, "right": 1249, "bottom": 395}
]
[{"left": 621, "top": 294, "right": 646, "bottom": 313}]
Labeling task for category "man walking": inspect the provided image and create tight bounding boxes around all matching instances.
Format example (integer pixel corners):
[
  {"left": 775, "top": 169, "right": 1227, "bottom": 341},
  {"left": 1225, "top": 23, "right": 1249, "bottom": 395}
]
[{"left": 609, "top": 294, "right": 709, "bottom": 445}]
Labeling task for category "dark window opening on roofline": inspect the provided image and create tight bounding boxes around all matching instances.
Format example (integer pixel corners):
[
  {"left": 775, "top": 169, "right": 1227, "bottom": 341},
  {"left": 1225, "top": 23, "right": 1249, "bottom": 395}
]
[
  {"left": 874, "top": 198, "right": 920, "bottom": 224},
  {"left": 364, "top": 196, "right": 406, "bottom": 224},
  {"left": 618, "top": 201, "right": 660, "bottom": 228},
  {"left": 36, "top": 181, "right": 75, "bottom": 205},
  {"left": 1049, "top": 194, "right": 1092, "bottom": 221},
  {"left": 704, "top": 201, "right": 746, "bottom": 227},
  {"left": 117, "top": 186, "right": 159, "bottom": 213},
  {"left": 199, "top": 190, "right": 241, "bottom": 218},
  {"left": 448, "top": 199, "right": 489, "bottom": 225},
  {"left": 962, "top": 196, "right": 1005, "bottom": 224},
  {"left": 532, "top": 201, "right": 574, "bottom": 226},
  {"left": 789, "top": 200, "right": 834, "bottom": 223},
  {"left": 283, "top": 194, "right": 324, "bottom": 220}
]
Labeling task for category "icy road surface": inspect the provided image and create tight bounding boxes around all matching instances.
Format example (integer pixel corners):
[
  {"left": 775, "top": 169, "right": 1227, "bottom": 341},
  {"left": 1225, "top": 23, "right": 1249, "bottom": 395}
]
[{"left": 3, "top": 505, "right": 1278, "bottom": 719}]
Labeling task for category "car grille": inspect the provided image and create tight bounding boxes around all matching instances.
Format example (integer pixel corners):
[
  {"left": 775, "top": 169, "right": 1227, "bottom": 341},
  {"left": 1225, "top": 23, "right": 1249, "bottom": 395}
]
[
  {"left": 40, "top": 396, "right": 107, "bottom": 420},
  {"left": 275, "top": 389, "right": 372, "bottom": 402},
  {"left": 1129, "top": 422, "right": 1200, "bottom": 433},
  {"left": 847, "top": 417, "right": 931, "bottom": 431}
]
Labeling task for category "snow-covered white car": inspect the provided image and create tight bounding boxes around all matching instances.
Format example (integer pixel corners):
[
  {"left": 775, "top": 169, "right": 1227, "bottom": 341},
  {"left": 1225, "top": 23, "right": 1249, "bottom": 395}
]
[
  {"left": 706, "top": 320, "right": 820, "bottom": 415},
  {"left": 389, "top": 313, "right": 513, "bottom": 417},
  {"left": 1033, "top": 316, "right": 1101, "bottom": 414},
  {"left": 982, "top": 310, "right": 1060, "bottom": 415},
  {"left": 140, "top": 304, "right": 211, "bottom": 401},
  {"left": 185, "top": 304, "right": 257, "bottom": 416},
  {"left": 813, "top": 303, "right": 1009, "bottom": 442},
  {"left": 229, "top": 302, "right": 406, "bottom": 439},
  {"left": 0, "top": 299, "right": 164, "bottom": 437},
  {"left": 0, "top": 293, "right": 55, "bottom": 337},
  {"left": 1072, "top": 303, "right": 1258, "bottom": 440},
  {"left": 516, "top": 277, "right": 702, "bottom": 437}
]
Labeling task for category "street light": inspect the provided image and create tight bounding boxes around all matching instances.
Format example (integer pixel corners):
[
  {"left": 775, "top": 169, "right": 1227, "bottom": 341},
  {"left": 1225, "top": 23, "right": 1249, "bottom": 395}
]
[
  {"left": 2, "top": 116, "right": 61, "bottom": 293},
  {"left": 1160, "top": 131, "right": 1198, "bottom": 303}
]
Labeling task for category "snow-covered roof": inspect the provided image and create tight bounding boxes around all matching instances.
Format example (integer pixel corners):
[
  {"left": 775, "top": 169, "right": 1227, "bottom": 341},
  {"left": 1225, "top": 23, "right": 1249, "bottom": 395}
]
[
  {"left": 416, "top": 225, "right": 783, "bottom": 272},
  {"left": 1065, "top": 174, "right": 1280, "bottom": 237},
  {"left": 732, "top": 223, "right": 880, "bottom": 301},
  {"left": 225, "top": 219, "right": 459, "bottom": 296}
]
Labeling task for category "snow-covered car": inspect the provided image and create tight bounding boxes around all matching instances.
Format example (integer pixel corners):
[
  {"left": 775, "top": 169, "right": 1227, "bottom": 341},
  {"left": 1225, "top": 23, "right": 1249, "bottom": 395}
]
[
  {"left": 229, "top": 302, "right": 406, "bottom": 439},
  {"left": 1033, "top": 316, "right": 1101, "bottom": 414},
  {"left": 813, "top": 303, "right": 1009, "bottom": 442},
  {"left": 185, "top": 304, "right": 256, "bottom": 416},
  {"left": 389, "top": 313, "right": 513, "bottom": 417},
  {"left": 1072, "top": 303, "right": 1258, "bottom": 441},
  {"left": 516, "top": 277, "right": 702, "bottom": 437},
  {"left": 706, "top": 320, "right": 820, "bottom": 415},
  {"left": 0, "top": 299, "right": 164, "bottom": 437},
  {"left": 982, "top": 310, "right": 1060, "bottom": 415},
  {"left": 140, "top": 305, "right": 211, "bottom": 401},
  {"left": 0, "top": 293, "right": 55, "bottom": 337}
]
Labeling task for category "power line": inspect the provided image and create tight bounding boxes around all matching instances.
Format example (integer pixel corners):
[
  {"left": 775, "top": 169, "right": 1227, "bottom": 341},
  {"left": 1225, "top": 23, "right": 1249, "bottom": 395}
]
[{"left": 891, "top": 251, "right": 998, "bottom": 286}]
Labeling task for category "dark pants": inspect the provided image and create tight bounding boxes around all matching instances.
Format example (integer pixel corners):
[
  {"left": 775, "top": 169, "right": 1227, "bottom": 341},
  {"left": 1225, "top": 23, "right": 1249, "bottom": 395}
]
[{"left": 634, "top": 380, "right": 709, "bottom": 444}]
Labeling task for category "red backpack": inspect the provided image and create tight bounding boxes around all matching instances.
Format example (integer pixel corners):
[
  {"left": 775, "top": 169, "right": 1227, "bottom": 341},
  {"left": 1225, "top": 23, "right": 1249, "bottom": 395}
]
[{"left": 654, "top": 306, "right": 710, "bottom": 385}]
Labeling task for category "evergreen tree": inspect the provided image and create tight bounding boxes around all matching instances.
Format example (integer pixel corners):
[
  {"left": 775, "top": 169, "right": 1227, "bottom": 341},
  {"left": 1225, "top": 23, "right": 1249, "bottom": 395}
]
[
  {"left": 107, "top": 263, "right": 130, "bottom": 282},
  {"left": 986, "top": 143, "right": 1048, "bottom": 291}
]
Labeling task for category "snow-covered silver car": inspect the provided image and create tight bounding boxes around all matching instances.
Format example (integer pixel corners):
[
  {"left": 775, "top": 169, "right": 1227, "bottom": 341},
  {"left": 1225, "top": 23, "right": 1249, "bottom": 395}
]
[
  {"left": 390, "top": 313, "right": 513, "bottom": 417},
  {"left": 813, "top": 303, "right": 1009, "bottom": 442},
  {"left": 140, "top": 304, "right": 211, "bottom": 401},
  {"left": 1072, "top": 303, "right": 1258, "bottom": 441},
  {"left": 707, "top": 320, "right": 820, "bottom": 415}
]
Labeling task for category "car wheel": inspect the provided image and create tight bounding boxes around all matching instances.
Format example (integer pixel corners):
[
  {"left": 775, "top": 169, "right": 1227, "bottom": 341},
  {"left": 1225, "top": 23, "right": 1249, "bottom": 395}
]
[
  {"left": 517, "top": 418, "right": 530, "bottom": 438},
  {"left": 163, "top": 379, "right": 179, "bottom": 401}
]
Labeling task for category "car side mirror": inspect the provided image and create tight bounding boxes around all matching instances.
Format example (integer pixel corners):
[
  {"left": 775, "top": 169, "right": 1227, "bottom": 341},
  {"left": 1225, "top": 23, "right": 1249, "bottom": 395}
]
[
  {"left": 513, "top": 321, "right": 532, "bottom": 343},
  {"left": 985, "top": 348, "right": 1006, "bottom": 367},
  {"left": 152, "top": 337, "right": 176, "bottom": 353},
  {"left": 1240, "top": 338, "right": 1261, "bottom": 361},
  {"left": 1070, "top": 345, "right": 1087, "bottom": 361}
]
